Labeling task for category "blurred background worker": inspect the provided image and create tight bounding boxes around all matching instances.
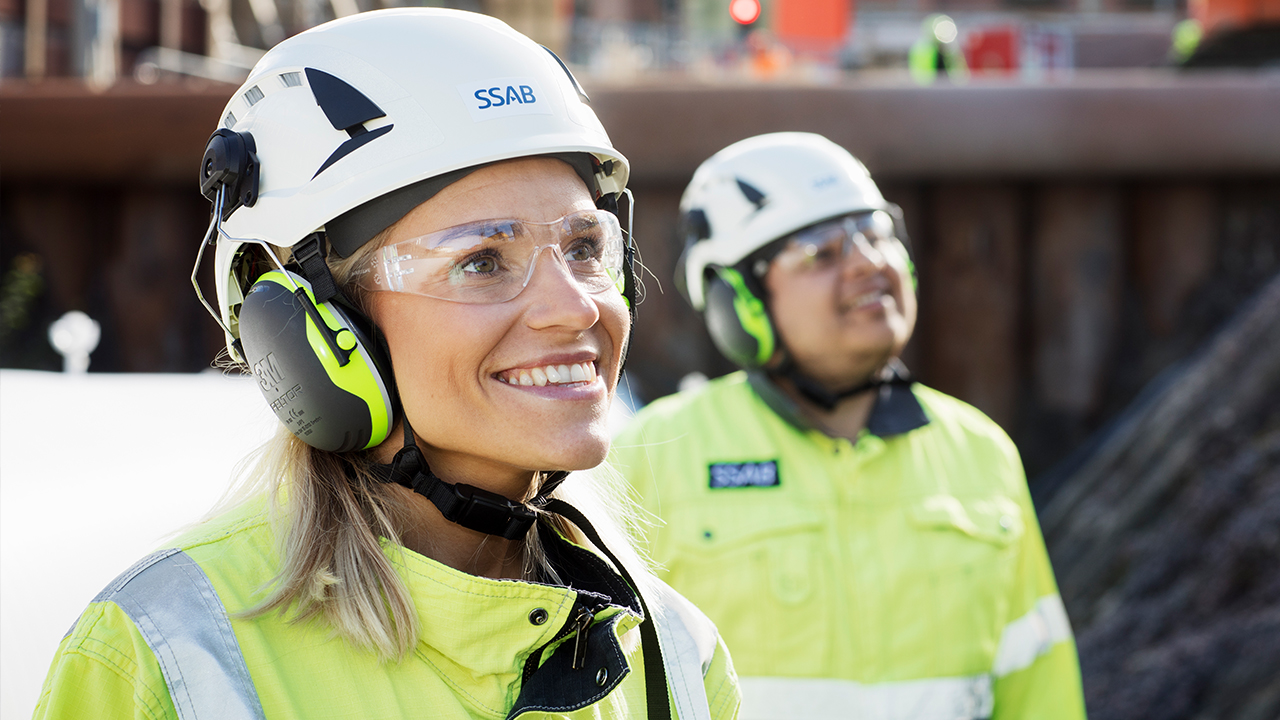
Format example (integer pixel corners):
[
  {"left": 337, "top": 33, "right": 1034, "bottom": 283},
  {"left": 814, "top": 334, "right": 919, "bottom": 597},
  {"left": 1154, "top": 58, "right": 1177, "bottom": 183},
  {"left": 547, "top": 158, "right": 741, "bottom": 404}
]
[{"left": 611, "top": 132, "right": 1086, "bottom": 719}]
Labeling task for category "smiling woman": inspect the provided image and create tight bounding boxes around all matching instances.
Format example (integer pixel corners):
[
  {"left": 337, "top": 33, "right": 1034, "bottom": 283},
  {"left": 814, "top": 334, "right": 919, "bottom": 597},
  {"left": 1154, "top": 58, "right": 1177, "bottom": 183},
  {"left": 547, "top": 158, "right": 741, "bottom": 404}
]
[{"left": 33, "top": 9, "right": 740, "bottom": 720}]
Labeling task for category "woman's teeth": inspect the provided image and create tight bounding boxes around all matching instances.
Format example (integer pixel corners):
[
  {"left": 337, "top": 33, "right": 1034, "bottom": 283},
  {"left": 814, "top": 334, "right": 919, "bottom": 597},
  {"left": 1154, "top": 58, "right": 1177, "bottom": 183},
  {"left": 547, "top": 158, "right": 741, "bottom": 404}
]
[{"left": 500, "top": 362, "right": 597, "bottom": 387}]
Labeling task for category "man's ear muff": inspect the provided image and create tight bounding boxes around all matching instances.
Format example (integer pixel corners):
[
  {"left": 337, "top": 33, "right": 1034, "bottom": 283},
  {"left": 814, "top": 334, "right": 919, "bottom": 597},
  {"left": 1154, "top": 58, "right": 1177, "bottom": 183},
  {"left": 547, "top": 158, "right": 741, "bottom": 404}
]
[
  {"left": 702, "top": 265, "right": 776, "bottom": 369},
  {"left": 885, "top": 203, "right": 918, "bottom": 291},
  {"left": 237, "top": 269, "right": 395, "bottom": 453}
]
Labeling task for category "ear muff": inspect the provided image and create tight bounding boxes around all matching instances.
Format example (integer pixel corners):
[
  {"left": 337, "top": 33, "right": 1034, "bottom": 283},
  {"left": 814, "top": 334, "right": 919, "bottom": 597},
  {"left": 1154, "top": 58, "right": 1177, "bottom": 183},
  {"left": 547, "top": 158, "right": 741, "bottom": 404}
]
[
  {"left": 238, "top": 269, "right": 395, "bottom": 452},
  {"left": 884, "top": 203, "right": 918, "bottom": 291},
  {"left": 703, "top": 266, "right": 776, "bottom": 369}
]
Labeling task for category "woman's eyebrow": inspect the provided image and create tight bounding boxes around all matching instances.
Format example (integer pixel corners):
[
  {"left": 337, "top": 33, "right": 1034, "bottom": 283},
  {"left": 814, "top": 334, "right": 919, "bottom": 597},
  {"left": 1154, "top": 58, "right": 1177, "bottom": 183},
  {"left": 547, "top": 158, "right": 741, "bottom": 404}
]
[
  {"left": 428, "top": 220, "right": 519, "bottom": 246},
  {"left": 566, "top": 216, "right": 601, "bottom": 233}
]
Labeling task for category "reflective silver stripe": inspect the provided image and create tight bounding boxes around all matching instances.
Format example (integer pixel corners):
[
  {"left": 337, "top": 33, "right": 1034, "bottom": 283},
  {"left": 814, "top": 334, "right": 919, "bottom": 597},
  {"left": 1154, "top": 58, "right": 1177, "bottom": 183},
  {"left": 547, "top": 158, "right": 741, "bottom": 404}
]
[
  {"left": 738, "top": 675, "right": 993, "bottom": 720},
  {"left": 992, "top": 594, "right": 1073, "bottom": 677},
  {"left": 96, "top": 549, "right": 267, "bottom": 720},
  {"left": 650, "top": 579, "right": 717, "bottom": 720}
]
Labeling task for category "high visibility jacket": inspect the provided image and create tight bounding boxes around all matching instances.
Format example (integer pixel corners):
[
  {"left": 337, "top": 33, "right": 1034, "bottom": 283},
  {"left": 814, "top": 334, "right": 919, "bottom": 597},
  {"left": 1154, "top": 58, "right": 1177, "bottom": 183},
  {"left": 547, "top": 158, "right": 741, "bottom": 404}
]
[
  {"left": 34, "top": 496, "right": 741, "bottom": 720},
  {"left": 611, "top": 371, "right": 1085, "bottom": 720}
]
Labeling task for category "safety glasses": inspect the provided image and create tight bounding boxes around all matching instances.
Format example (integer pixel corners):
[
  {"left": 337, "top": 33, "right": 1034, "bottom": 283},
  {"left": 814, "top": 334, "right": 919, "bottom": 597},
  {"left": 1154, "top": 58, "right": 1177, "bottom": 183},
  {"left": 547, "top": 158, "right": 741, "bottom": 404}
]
[
  {"left": 771, "top": 210, "right": 900, "bottom": 275},
  {"left": 353, "top": 209, "right": 625, "bottom": 304}
]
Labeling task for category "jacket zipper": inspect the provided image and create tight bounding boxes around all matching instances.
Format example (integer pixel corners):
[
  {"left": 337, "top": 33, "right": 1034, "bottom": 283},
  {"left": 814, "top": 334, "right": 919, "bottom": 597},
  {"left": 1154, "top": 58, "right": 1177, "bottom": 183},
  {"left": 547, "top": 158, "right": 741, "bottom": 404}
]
[{"left": 570, "top": 606, "right": 594, "bottom": 670}]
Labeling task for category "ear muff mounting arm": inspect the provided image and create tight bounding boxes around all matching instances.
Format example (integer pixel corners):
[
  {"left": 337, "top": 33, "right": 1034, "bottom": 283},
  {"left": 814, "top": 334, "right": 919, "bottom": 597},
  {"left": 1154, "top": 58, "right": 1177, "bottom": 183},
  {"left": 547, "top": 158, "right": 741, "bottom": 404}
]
[
  {"left": 191, "top": 187, "right": 245, "bottom": 358},
  {"left": 200, "top": 128, "right": 261, "bottom": 220},
  {"left": 289, "top": 234, "right": 358, "bottom": 367},
  {"left": 191, "top": 186, "right": 312, "bottom": 363}
]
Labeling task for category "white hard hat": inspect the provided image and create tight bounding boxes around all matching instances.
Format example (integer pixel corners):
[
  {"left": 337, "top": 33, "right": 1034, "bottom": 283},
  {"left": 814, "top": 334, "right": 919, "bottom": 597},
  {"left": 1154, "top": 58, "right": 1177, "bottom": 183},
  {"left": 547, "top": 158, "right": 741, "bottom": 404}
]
[
  {"left": 678, "top": 132, "right": 886, "bottom": 310},
  {"left": 204, "top": 8, "right": 629, "bottom": 351}
]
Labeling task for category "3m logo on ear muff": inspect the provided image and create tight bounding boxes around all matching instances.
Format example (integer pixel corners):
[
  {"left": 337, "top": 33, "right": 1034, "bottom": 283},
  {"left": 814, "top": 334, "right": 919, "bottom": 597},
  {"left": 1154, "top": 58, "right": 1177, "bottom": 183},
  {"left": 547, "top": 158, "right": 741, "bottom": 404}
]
[
  {"left": 253, "top": 352, "right": 284, "bottom": 392},
  {"left": 703, "top": 266, "right": 775, "bottom": 369}
]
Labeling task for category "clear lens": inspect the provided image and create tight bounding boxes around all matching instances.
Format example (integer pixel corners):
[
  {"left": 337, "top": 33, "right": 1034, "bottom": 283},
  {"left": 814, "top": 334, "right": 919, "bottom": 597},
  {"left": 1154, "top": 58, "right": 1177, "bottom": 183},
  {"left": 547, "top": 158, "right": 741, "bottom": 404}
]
[
  {"left": 773, "top": 211, "right": 898, "bottom": 274},
  {"left": 355, "top": 209, "right": 624, "bottom": 304}
]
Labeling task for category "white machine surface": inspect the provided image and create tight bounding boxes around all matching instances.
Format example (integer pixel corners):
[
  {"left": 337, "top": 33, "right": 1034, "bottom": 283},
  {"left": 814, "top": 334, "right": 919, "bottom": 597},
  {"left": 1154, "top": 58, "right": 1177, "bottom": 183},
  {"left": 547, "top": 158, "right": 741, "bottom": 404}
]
[{"left": 0, "top": 370, "right": 276, "bottom": 720}]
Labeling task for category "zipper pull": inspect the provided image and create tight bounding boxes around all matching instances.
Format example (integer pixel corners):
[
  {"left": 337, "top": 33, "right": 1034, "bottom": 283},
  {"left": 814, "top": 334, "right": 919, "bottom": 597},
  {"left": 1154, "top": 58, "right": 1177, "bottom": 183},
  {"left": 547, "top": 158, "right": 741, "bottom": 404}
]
[{"left": 571, "top": 608, "right": 593, "bottom": 670}]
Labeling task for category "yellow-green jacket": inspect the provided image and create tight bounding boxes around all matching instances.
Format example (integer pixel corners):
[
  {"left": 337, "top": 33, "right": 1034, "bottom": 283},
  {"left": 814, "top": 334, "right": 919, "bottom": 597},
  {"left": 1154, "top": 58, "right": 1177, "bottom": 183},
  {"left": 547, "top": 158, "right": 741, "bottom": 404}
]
[
  {"left": 612, "top": 371, "right": 1085, "bottom": 720},
  {"left": 34, "top": 496, "right": 741, "bottom": 720}
]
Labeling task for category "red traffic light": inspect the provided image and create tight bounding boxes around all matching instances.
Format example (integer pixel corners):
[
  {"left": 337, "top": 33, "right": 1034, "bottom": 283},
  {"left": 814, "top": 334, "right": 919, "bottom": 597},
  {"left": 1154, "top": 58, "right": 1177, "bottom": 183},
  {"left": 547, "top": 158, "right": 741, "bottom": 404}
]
[{"left": 730, "top": 0, "right": 761, "bottom": 25}]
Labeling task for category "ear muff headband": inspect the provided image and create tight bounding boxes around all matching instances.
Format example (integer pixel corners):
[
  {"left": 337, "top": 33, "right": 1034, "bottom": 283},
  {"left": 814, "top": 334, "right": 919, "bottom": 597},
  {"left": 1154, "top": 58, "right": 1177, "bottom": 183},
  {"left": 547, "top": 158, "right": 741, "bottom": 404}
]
[
  {"left": 239, "top": 269, "right": 394, "bottom": 452},
  {"left": 703, "top": 266, "right": 775, "bottom": 369}
]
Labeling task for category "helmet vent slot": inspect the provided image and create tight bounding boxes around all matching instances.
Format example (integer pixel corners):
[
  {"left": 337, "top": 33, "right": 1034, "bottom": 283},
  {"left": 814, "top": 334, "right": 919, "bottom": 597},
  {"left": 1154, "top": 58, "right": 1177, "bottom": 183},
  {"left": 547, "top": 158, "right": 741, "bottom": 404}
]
[
  {"left": 223, "top": 112, "right": 237, "bottom": 129},
  {"left": 279, "top": 72, "right": 303, "bottom": 88},
  {"left": 243, "top": 86, "right": 265, "bottom": 106}
]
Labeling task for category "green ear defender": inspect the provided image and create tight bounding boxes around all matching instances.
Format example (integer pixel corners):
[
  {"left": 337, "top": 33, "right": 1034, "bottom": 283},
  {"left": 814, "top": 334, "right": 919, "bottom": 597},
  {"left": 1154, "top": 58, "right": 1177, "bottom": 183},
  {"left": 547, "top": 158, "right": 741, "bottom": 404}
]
[
  {"left": 703, "top": 266, "right": 776, "bottom": 369},
  {"left": 884, "top": 203, "right": 918, "bottom": 292},
  {"left": 238, "top": 269, "right": 396, "bottom": 453}
]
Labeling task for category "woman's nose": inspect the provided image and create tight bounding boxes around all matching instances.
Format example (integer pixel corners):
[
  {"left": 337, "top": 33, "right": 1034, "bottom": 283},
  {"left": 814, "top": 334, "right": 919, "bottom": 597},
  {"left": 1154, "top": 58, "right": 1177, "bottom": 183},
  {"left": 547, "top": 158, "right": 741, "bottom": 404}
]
[{"left": 521, "top": 245, "right": 600, "bottom": 330}]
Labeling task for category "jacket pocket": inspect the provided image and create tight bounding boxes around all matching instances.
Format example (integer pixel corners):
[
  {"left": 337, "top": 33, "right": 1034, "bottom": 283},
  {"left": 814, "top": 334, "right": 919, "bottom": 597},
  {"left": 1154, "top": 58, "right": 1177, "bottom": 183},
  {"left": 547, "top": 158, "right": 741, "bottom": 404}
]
[
  {"left": 659, "top": 502, "right": 829, "bottom": 676},
  {"left": 890, "top": 494, "right": 1025, "bottom": 676},
  {"left": 907, "top": 494, "right": 1024, "bottom": 549}
]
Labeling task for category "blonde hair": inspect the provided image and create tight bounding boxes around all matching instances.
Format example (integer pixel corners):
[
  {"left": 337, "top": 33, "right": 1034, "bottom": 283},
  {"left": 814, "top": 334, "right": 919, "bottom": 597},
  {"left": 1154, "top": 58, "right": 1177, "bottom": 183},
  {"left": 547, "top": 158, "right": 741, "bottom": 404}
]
[{"left": 220, "top": 232, "right": 654, "bottom": 662}]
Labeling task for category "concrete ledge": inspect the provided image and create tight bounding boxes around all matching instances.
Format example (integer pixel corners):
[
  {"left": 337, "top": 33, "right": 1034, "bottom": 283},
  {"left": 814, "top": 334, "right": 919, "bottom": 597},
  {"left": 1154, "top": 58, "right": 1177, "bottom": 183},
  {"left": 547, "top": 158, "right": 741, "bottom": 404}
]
[
  {"left": 3, "top": 71, "right": 1278, "bottom": 184},
  {"left": 594, "top": 71, "right": 1280, "bottom": 181}
]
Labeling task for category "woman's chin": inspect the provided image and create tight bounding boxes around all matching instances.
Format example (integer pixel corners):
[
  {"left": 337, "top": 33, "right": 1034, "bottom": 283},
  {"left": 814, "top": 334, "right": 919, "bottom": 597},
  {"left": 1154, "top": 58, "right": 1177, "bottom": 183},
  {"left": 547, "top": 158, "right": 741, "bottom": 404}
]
[{"left": 530, "top": 434, "right": 611, "bottom": 474}]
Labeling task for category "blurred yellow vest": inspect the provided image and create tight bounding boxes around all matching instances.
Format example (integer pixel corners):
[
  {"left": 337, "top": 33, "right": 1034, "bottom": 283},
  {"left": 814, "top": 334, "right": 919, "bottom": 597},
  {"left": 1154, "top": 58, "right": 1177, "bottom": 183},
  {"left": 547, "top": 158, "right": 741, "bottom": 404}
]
[{"left": 612, "top": 372, "right": 1084, "bottom": 720}]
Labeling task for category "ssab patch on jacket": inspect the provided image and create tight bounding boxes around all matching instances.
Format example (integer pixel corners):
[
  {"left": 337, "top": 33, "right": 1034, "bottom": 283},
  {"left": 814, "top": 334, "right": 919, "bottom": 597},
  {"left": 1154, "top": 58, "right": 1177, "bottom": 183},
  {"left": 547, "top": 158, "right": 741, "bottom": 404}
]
[{"left": 709, "top": 461, "right": 780, "bottom": 489}]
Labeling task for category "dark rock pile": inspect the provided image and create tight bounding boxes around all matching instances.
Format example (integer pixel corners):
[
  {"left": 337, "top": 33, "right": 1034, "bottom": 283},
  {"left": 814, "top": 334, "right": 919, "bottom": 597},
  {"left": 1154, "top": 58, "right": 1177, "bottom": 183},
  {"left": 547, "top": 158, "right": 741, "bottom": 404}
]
[{"left": 1040, "top": 274, "right": 1280, "bottom": 720}]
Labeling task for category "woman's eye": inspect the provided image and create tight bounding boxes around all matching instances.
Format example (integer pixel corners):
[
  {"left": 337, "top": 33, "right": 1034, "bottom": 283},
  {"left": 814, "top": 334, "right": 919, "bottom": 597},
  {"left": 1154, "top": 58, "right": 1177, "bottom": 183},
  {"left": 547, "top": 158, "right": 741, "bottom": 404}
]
[
  {"left": 459, "top": 254, "right": 500, "bottom": 274},
  {"left": 565, "top": 238, "right": 602, "bottom": 263}
]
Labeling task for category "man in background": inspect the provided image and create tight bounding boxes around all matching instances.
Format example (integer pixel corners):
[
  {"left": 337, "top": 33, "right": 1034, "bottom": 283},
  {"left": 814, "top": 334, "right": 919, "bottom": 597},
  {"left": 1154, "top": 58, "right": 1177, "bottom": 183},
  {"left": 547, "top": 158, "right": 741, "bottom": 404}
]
[{"left": 612, "top": 132, "right": 1085, "bottom": 719}]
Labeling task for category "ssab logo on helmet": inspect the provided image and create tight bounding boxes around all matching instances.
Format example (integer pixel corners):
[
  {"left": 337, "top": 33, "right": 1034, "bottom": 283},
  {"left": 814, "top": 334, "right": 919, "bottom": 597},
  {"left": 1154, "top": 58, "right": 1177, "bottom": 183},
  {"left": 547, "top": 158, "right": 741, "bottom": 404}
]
[{"left": 458, "top": 77, "right": 554, "bottom": 122}]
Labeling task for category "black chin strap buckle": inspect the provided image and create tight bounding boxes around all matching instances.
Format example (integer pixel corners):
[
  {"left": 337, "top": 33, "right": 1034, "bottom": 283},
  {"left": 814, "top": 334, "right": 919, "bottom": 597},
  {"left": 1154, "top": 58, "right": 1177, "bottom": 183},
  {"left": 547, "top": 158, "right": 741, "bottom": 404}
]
[
  {"left": 378, "top": 428, "right": 539, "bottom": 541},
  {"left": 440, "top": 484, "right": 537, "bottom": 541}
]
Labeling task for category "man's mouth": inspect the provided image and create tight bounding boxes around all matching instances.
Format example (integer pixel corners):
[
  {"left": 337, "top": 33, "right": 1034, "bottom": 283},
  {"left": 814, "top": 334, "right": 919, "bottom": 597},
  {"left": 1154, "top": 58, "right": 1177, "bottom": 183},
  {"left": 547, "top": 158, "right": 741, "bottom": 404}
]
[
  {"left": 496, "top": 361, "right": 598, "bottom": 387},
  {"left": 843, "top": 289, "right": 890, "bottom": 312}
]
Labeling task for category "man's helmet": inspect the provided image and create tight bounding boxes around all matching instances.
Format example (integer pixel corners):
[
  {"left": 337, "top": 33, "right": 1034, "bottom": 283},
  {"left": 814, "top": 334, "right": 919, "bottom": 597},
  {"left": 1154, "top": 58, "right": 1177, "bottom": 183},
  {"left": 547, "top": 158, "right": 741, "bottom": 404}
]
[
  {"left": 676, "top": 132, "right": 891, "bottom": 370},
  {"left": 193, "top": 8, "right": 631, "bottom": 452}
]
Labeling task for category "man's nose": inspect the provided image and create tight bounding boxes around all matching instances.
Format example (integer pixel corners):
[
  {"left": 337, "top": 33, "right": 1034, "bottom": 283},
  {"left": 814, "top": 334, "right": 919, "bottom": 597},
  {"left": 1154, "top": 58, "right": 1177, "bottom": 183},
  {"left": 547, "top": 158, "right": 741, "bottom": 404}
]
[{"left": 841, "top": 233, "right": 885, "bottom": 274}]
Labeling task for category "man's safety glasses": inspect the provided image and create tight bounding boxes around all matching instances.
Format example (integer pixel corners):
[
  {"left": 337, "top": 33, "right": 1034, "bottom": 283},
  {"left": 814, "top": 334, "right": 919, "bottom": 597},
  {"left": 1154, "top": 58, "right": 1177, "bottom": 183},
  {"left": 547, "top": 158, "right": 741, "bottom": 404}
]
[
  {"left": 770, "top": 210, "right": 900, "bottom": 275},
  {"left": 353, "top": 209, "right": 625, "bottom": 304}
]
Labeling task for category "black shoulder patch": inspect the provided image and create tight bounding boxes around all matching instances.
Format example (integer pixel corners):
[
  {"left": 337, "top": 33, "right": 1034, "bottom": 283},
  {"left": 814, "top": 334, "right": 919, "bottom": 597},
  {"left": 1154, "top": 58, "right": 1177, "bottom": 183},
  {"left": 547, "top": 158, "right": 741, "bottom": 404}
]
[{"left": 709, "top": 461, "right": 780, "bottom": 489}]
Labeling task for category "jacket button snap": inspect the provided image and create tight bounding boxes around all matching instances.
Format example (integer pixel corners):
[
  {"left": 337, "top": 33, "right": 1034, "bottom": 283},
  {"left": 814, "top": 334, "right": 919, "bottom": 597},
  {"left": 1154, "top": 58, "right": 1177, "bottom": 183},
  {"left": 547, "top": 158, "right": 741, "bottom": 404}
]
[
  {"left": 595, "top": 668, "right": 608, "bottom": 686},
  {"left": 528, "top": 608, "right": 549, "bottom": 625}
]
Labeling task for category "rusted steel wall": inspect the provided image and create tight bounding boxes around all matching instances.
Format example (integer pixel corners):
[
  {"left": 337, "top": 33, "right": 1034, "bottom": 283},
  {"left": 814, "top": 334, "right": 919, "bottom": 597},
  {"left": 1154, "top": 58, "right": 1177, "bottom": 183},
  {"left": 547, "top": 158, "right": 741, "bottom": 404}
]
[{"left": 3, "top": 76, "right": 1278, "bottom": 473}]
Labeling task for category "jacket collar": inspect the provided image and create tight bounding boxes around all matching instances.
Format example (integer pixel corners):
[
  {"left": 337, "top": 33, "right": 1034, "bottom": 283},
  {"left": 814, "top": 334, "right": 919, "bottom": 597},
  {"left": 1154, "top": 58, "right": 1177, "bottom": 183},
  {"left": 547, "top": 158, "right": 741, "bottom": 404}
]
[
  {"left": 393, "top": 522, "right": 642, "bottom": 718},
  {"left": 746, "top": 363, "right": 930, "bottom": 438}
]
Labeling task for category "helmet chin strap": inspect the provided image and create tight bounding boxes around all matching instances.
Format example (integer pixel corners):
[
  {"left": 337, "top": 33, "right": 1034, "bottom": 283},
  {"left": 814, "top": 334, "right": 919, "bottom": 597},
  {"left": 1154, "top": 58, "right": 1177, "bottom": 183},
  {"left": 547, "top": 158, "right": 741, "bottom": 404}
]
[
  {"left": 369, "top": 418, "right": 570, "bottom": 541},
  {"left": 774, "top": 357, "right": 912, "bottom": 412},
  {"left": 366, "top": 422, "right": 675, "bottom": 720}
]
